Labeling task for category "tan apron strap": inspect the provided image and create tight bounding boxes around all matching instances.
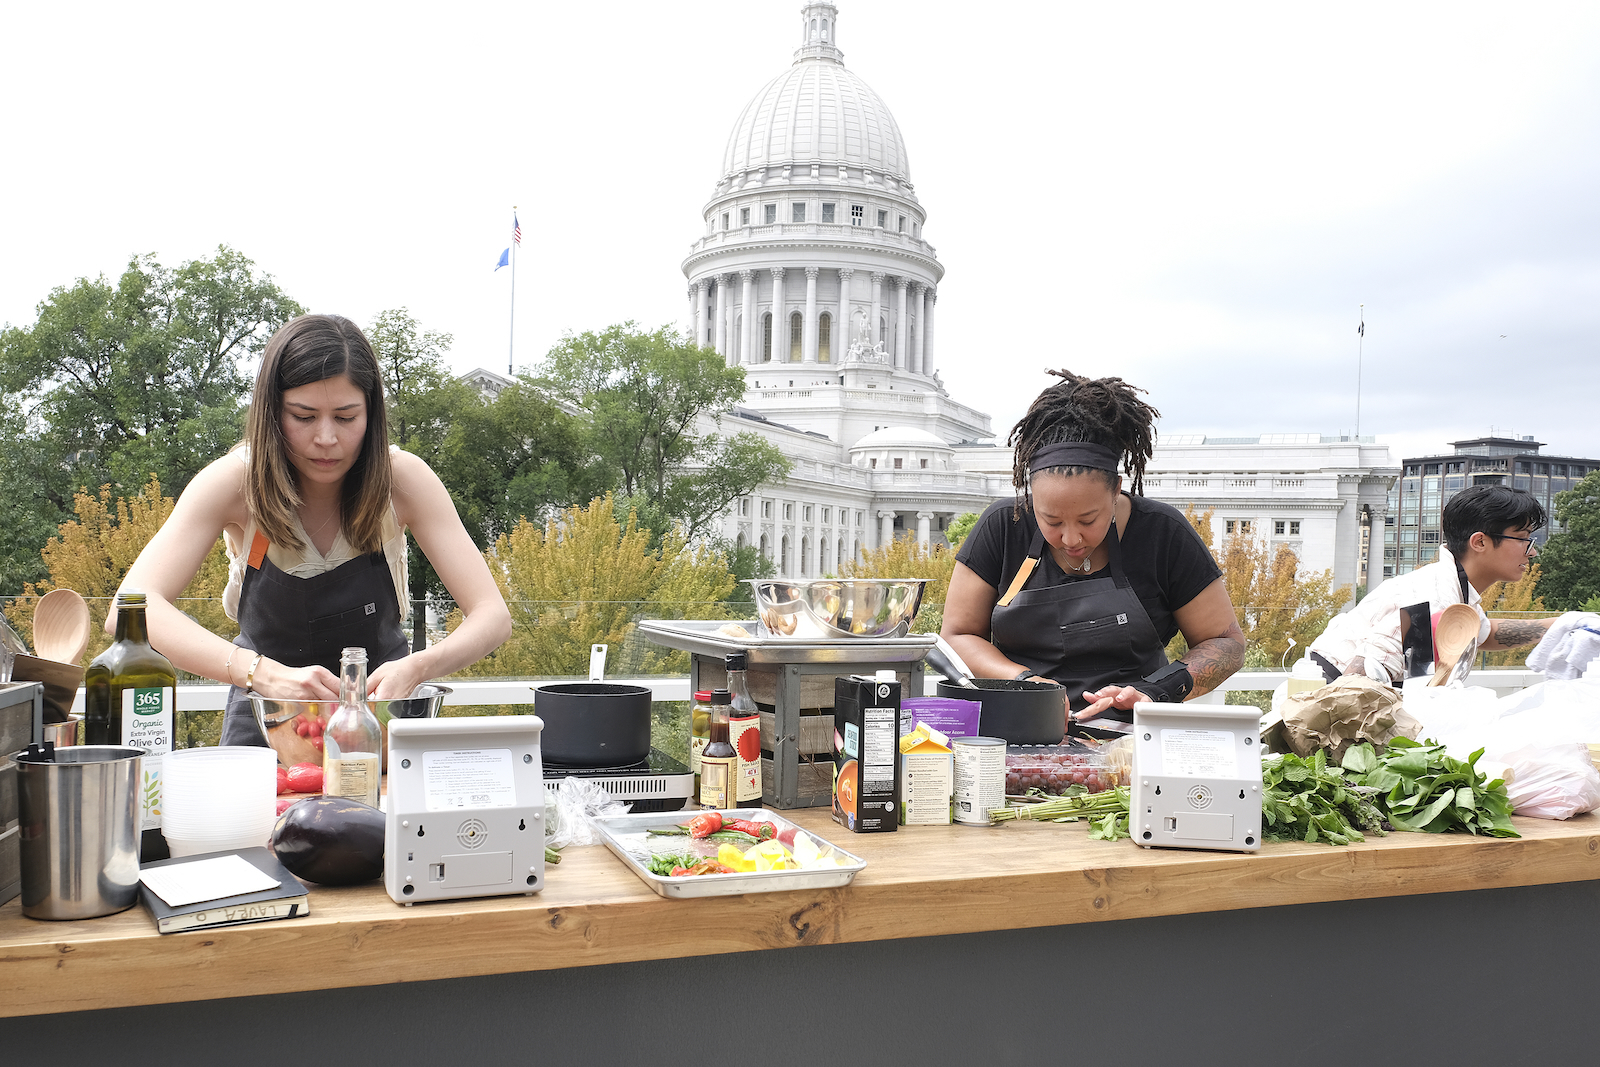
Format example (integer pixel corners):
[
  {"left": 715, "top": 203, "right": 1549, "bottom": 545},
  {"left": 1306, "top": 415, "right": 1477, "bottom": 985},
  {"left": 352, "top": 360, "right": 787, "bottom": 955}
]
[{"left": 997, "top": 557, "right": 1038, "bottom": 607}]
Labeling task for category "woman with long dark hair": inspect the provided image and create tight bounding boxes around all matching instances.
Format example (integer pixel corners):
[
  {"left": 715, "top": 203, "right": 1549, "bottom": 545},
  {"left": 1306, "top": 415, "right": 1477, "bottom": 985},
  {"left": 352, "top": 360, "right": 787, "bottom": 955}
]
[
  {"left": 117, "top": 313, "right": 511, "bottom": 744},
  {"left": 942, "top": 370, "right": 1244, "bottom": 735}
]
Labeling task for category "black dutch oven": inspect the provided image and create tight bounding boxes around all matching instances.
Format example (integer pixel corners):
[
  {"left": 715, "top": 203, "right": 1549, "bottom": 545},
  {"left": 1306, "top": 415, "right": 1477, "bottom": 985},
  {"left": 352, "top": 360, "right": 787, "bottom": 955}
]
[
  {"left": 533, "top": 682, "right": 653, "bottom": 767},
  {"left": 935, "top": 678, "right": 1066, "bottom": 745}
]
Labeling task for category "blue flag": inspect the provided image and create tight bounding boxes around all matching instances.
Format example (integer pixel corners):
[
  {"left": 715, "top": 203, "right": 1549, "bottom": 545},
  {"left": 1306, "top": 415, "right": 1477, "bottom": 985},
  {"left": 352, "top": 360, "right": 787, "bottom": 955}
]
[{"left": 495, "top": 248, "right": 509, "bottom": 271}]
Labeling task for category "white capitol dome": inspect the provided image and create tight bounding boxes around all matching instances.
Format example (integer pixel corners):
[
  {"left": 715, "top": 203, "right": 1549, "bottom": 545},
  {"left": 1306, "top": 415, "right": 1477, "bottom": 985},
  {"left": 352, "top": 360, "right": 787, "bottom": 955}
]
[
  {"left": 721, "top": 32, "right": 911, "bottom": 183},
  {"left": 683, "top": 2, "right": 946, "bottom": 386}
]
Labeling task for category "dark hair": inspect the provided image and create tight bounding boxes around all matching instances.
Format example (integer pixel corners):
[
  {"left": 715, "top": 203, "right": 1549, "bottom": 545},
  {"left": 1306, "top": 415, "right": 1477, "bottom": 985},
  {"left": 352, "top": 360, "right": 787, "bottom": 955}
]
[
  {"left": 1007, "top": 370, "right": 1160, "bottom": 515},
  {"left": 243, "top": 314, "right": 393, "bottom": 554},
  {"left": 1442, "top": 484, "right": 1547, "bottom": 559}
]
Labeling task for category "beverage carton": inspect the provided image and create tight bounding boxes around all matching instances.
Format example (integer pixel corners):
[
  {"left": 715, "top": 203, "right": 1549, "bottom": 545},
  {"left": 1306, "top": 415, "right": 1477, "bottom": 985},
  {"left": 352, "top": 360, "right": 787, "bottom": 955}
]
[{"left": 832, "top": 672, "right": 901, "bottom": 833}]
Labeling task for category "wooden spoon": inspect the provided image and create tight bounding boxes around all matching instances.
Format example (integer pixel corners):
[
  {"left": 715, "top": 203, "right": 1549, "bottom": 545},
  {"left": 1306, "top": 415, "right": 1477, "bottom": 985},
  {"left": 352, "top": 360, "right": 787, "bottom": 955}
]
[
  {"left": 33, "top": 588, "right": 92, "bottom": 664},
  {"left": 1428, "top": 603, "right": 1481, "bottom": 687}
]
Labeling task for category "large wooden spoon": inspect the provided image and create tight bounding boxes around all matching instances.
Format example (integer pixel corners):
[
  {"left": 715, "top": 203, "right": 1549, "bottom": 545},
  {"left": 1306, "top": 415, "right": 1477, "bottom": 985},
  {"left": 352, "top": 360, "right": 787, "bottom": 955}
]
[
  {"left": 33, "top": 588, "right": 92, "bottom": 664},
  {"left": 1428, "top": 603, "right": 1481, "bottom": 687}
]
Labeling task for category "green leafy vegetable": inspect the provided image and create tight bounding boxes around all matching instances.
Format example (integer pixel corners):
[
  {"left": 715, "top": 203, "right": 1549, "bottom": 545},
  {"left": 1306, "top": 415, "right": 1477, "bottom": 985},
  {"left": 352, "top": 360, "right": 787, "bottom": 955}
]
[
  {"left": 1261, "top": 749, "right": 1388, "bottom": 846},
  {"left": 1087, "top": 812, "right": 1130, "bottom": 840},
  {"left": 1341, "top": 738, "right": 1518, "bottom": 838}
]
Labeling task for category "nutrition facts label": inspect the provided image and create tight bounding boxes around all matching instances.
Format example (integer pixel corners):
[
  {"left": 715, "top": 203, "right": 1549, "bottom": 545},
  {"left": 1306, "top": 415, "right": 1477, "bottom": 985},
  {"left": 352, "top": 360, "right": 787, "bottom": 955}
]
[
  {"left": 422, "top": 749, "right": 517, "bottom": 811},
  {"left": 863, "top": 708, "right": 896, "bottom": 793}
]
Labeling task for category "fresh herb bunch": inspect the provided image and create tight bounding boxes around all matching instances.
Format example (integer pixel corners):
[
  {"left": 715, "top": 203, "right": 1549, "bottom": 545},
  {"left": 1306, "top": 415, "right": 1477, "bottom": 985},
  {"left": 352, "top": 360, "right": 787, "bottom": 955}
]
[
  {"left": 1341, "top": 738, "right": 1519, "bottom": 838},
  {"left": 989, "top": 786, "right": 1130, "bottom": 823},
  {"left": 1262, "top": 748, "right": 1388, "bottom": 846},
  {"left": 1088, "top": 812, "right": 1130, "bottom": 840}
]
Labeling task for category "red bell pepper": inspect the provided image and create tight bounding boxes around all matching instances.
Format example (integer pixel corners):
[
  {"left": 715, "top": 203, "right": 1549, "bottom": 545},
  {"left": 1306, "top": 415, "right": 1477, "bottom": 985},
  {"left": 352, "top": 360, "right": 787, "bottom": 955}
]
[
  {"left": 685, "top": 812, "right": 724, "bottom": 839},
  {"left": 724, "top": 818, "right": 776, "bottom": 841}
]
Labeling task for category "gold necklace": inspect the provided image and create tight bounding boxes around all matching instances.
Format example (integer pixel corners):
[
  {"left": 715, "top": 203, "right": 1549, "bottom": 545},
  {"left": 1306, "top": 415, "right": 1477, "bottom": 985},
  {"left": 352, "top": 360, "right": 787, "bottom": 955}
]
[{"left": 303, "top": 508, "right": 339, "bottom": 540}]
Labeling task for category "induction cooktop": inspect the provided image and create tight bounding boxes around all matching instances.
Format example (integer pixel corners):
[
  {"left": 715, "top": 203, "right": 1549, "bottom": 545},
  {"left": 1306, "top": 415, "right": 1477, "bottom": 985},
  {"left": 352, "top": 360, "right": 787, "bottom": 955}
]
[{"left": 542, "top": 748, "right": 694, "bottom": 813}]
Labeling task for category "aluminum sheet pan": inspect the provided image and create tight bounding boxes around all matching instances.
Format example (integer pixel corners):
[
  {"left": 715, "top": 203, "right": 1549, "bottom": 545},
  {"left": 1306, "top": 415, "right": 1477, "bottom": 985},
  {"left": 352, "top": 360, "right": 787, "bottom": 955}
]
[
  {"left": 594, "top": 808, "right": 867, "bottom": 899},
  {"left": 638, "top": 618, "right": 935, "bottom": 665}
]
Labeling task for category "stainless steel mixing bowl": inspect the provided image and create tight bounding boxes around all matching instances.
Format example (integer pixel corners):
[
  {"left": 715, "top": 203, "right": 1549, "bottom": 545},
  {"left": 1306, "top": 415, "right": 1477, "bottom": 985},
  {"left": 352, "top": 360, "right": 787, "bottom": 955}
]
[
  {"left": 746, "top": 578, "right": 929, "bottom": 639},
  {"left": 248, "top": 685, "right": 452, "bottom": 767}
]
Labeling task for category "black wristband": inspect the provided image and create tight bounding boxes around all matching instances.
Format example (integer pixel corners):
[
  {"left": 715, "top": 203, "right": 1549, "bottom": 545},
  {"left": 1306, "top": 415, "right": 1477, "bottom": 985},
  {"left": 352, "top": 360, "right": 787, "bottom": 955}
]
[
  {"left": 1013, "top": 669, "right": 1037, "bottom": 681},
  {"left": 1140, "top": 661, "right": 1194, "bottom": 704}
]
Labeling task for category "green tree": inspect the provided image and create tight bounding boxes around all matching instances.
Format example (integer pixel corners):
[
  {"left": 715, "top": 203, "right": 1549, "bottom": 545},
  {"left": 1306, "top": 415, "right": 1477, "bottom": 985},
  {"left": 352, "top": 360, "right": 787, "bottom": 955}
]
[
  {"left": 538, "top": 323, "right": 791, "bottom": 540},
  {"left": 0, "top": 247, "right": 301, "bottom": 590},
  {"left": 1537, "top": 470, "right": 1600, "bottom": 610},
  {"left": 944, "top": 511, "right": 980, "bottom": 549},
  {"left": 430, "top": 379, "right": 601, "bottom": 548},
  {"left": 368, "top": 308, "right": 460, "bottom": 451}
]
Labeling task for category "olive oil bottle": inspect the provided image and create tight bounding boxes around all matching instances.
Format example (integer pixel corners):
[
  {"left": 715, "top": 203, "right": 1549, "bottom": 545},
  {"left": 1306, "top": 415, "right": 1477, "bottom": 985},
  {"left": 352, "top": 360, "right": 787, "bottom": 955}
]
[{"left": 85, "top": 590, "right": 176, "bottom": 862}]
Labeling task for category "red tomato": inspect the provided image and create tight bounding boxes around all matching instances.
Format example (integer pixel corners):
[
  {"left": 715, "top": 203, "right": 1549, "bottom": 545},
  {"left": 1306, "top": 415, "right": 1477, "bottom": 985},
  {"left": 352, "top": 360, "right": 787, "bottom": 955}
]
[
  {"left": 777, "top": 827, "right": 799, "bottom": 847},
  {"left": 276, "top": 767, "right": 291, "bottom": 795},
  {"left": 276, "top": 798, "right": 297, "bottom": 816},
  {"left": 286, "top": 762, "right": 324, "bottom": 794}
]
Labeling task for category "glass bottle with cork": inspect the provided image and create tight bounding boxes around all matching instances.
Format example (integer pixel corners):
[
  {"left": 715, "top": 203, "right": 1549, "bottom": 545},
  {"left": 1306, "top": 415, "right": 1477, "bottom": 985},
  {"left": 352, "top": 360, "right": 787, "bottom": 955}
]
[
  {"left": 724, "top": 652, "right": 763, "bottom": 809},
  {"left": 698, "top": 689, "right": 737, "bottom": 809},
  {"left": 689, "top": 688, "right": 713, "bottom": 795},
  {"left": 323, "top": 646, "right": 382, "bottom": 808},
  {"left": 84, "top": 590, "right": 176, "bottom": 862}
]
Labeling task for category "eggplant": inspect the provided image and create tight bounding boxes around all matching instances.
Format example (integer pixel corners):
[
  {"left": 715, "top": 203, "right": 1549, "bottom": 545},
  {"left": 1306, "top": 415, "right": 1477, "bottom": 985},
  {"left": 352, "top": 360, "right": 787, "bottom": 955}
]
[{"left": 271, "top": 796, "right": 385, "bottom": 885}]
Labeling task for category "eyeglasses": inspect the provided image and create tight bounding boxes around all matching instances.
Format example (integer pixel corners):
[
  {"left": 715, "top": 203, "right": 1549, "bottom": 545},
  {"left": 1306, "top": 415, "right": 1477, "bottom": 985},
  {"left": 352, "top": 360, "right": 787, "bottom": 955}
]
[{"left": 1500, "top": 535, "right": 1537, "bottom": 556}]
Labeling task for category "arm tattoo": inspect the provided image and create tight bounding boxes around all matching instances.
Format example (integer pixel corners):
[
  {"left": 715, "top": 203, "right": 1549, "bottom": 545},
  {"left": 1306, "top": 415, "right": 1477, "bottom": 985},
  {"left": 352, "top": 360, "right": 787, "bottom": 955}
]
[
  {"left": 1493, "top": 619, "right": 1550, "bottom": 649},
  {"left": 1181, "top": 624, "right": 1246, "bottom": 694}
]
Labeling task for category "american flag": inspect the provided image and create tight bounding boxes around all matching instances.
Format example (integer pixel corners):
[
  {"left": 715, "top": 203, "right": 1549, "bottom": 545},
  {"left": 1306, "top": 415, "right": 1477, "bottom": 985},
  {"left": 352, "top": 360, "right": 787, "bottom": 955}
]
[{"left": 513, "top": 214, "right": 522, "bottom": 246}]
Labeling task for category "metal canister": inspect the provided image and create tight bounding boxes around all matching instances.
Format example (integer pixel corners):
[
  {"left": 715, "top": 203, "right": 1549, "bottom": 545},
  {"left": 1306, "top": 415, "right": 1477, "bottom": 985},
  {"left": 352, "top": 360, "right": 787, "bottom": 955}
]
[
  {"left": 953, "top": 736, "right": 1007, "bottom": 825},
  {"left": 16, "top": 743, "right": 144, "bottom": 920}
]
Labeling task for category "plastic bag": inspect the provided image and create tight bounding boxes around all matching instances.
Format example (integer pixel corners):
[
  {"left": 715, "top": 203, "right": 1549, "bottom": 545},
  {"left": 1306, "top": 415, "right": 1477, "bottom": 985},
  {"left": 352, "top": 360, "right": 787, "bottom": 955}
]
[
  {"left": 544, "top": 776, "right": 630, "bottom": 848},
  {"left": 1497, "top": 742, "right": 1600, "bottom": 820}
]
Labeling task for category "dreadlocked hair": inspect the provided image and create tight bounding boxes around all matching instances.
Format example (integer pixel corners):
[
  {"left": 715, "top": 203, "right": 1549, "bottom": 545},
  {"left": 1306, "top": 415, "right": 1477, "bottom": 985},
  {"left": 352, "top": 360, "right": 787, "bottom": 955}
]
[{"left": 1008, "top": 369, "right": 1160, "bottom": 517}]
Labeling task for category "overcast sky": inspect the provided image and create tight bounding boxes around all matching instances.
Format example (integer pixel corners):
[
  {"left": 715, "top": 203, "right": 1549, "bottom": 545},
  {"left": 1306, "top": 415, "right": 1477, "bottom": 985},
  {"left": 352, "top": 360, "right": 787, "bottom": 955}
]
[{"left": 4, "top": 1, "right": 1597, "bottom": 463}]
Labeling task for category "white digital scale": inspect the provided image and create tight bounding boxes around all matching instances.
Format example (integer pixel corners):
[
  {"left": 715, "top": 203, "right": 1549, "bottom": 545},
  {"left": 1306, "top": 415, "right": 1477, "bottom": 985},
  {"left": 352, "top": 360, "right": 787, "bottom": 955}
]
[
  {"left": 384, "top": 716, "right": 547, "bottom": 904},
  {"left": 1131, "top": 702, "right": 1262, "bottom": 853}
]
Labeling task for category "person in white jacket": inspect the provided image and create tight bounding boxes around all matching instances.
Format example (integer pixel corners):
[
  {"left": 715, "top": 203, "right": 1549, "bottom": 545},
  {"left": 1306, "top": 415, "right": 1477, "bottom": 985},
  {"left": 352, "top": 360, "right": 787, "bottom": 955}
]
[{"left": 1308, "top": 485, "right": 1559, "bottom": 685}]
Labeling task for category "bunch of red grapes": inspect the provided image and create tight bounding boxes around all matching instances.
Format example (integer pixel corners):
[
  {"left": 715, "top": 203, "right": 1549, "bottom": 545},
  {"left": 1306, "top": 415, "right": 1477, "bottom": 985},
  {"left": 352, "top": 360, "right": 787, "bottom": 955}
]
[{"left": 1005, "top": 746, "right": 1121, "bottom": 795}]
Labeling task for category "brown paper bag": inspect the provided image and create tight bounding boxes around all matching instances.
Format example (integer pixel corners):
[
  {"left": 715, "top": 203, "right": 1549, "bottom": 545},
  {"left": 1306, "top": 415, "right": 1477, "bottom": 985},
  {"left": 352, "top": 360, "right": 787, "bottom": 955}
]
[{"left": 1267, "top": 676, "right": 1420, "bottom": 761}]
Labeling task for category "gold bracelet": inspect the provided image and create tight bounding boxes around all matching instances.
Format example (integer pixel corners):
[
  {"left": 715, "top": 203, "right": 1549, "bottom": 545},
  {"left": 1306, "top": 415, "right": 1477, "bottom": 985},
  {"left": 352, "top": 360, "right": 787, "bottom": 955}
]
[
  {"left": 223, "top": 646, "right": 239, "bottom": 686},
  {"left": 245, "top": 653, "right": 264, "bottom": 693}
]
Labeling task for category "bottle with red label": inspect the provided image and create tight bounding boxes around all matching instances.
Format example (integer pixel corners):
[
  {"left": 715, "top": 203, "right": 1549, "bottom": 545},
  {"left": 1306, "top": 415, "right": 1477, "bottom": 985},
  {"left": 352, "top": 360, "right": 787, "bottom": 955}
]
[
  {"left": 689, "top": 688, "right": 713, "bottom": 795},
  {"left": 698, "top": 689, "right": 737, "bottom": 809},
  {"left": 724, "top": 651, "right": 763, "bottom": 809}
]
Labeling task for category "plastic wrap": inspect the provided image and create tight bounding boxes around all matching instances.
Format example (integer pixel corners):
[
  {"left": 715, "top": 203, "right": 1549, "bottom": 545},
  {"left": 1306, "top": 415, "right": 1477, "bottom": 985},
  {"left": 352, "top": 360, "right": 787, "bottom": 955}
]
[{"left": 544, "top": 776, "right": 631, "bottom": 848}]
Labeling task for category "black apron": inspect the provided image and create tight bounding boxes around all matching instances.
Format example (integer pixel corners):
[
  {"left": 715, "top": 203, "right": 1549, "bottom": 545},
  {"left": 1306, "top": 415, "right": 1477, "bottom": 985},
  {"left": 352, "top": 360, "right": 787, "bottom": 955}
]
[
  {"left": 990, "top": 516, "right": 1169, "bottom": 736},
  {"left": 220, "top": 531, "right": 410, "bottom": 746}
]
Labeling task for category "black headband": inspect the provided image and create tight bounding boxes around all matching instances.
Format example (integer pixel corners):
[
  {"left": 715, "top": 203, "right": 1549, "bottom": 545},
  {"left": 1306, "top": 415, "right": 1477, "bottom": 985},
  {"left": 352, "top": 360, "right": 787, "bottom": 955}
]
[{"left": 1027, "top": 441, "right": 1121, "bottom": 475}]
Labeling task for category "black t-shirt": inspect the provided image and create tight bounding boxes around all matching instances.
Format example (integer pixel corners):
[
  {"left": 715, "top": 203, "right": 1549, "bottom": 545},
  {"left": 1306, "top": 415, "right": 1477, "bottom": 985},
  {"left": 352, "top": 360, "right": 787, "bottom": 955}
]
[{"left": 955, "top": 494, "right": 1223, "bottom": 646}]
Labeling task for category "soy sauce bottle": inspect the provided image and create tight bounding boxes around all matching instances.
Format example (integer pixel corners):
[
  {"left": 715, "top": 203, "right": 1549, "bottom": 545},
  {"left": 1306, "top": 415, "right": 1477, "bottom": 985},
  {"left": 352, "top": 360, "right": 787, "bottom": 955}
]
[
  {"left": 698, "top": 690, "right": 737, "bottom": 809},
  {"left": 85, "top": 591, "right": 176, "bottom": 862}
]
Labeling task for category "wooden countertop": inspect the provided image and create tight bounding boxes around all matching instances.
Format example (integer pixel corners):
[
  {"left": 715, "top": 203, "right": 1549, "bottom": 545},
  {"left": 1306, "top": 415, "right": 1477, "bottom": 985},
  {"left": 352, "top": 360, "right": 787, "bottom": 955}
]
[{"left": 4, "top": 807, "right": 1599, "bottom": 1019}]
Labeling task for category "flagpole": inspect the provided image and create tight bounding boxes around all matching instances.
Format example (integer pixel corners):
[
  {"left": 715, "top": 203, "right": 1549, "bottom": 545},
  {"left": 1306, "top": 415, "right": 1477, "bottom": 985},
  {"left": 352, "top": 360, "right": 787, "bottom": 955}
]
[
  {"left": 508, "top": 205, "right": 517, "bottom": 376},
  {"left": 1355, "top": 304, "right": 1364, "bottom": 440}
]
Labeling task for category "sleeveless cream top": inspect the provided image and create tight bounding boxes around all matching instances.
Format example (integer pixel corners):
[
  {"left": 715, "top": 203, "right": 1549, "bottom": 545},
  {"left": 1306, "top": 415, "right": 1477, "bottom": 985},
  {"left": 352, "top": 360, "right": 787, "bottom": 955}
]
[{"left": 222, "top": 449, "right": 410, "bottom": 622}]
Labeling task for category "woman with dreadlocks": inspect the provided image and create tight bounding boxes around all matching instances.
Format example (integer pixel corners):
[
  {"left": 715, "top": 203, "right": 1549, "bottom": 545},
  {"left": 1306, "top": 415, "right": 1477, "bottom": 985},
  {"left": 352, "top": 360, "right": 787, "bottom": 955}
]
[{"left": 942, "top": 371, "right": 1245, "bottom": 737}]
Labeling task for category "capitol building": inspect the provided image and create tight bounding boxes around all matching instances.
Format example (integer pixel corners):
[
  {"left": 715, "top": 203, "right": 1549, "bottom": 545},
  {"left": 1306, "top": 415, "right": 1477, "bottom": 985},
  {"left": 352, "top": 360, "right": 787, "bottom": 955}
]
[
  {"left": 686, "top": 4, "right": 1397, "bottom": 600},
  {"left": 687, "top": 3, "right": 1009, "bottom": 577}
]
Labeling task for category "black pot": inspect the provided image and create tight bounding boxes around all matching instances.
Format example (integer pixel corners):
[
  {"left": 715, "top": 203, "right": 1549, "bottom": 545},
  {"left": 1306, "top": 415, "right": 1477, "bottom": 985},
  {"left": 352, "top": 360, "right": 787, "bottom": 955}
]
[
  {"left": 936, "top": 678, "right": 1066, "bottom": 745},
  {"left": 533, "top": 682, "right": 653, "bottom": 767}
]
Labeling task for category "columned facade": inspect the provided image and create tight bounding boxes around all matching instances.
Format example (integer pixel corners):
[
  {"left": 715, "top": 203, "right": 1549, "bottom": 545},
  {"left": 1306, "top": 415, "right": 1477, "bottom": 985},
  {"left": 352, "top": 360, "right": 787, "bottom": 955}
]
[{"left": 684, "top": 3, "right": 1005, "bottom": 578}]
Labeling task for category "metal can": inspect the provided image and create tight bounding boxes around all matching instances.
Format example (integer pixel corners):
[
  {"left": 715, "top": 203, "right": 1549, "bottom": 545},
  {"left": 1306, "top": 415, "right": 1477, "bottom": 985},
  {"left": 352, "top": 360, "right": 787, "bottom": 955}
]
[{"left": 953, "top": 736, "right": 1006, "bottom": 825}]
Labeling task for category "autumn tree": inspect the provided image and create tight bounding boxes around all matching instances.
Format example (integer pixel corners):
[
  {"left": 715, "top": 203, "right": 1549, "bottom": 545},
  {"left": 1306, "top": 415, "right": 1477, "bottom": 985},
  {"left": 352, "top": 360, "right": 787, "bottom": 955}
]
[
  {"left": 839, "top": 537, "right": 957, "bottom": 634},
  {"left": 3, "top": 477, "right": 233, "bottom": 667},
  {"left": 1171, "top": 504, "right": 1349, "bottom": 666},
  {"left": 455, "top": 495, "right": 735, "bottom": 679}
]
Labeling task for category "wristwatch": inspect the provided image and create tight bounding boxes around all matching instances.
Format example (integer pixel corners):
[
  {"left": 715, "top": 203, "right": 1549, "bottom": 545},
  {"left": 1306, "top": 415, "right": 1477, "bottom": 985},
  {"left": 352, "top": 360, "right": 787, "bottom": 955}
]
[{"left": 1013, "top": 669, "right": 1037, "bottom": 681}]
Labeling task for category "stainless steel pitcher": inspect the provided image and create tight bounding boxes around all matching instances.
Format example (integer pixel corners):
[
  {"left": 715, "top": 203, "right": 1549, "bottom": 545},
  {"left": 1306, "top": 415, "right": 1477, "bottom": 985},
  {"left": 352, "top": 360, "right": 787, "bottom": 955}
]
[{"left": 16, "top": 743, "right": 144, "bottom": 920}]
